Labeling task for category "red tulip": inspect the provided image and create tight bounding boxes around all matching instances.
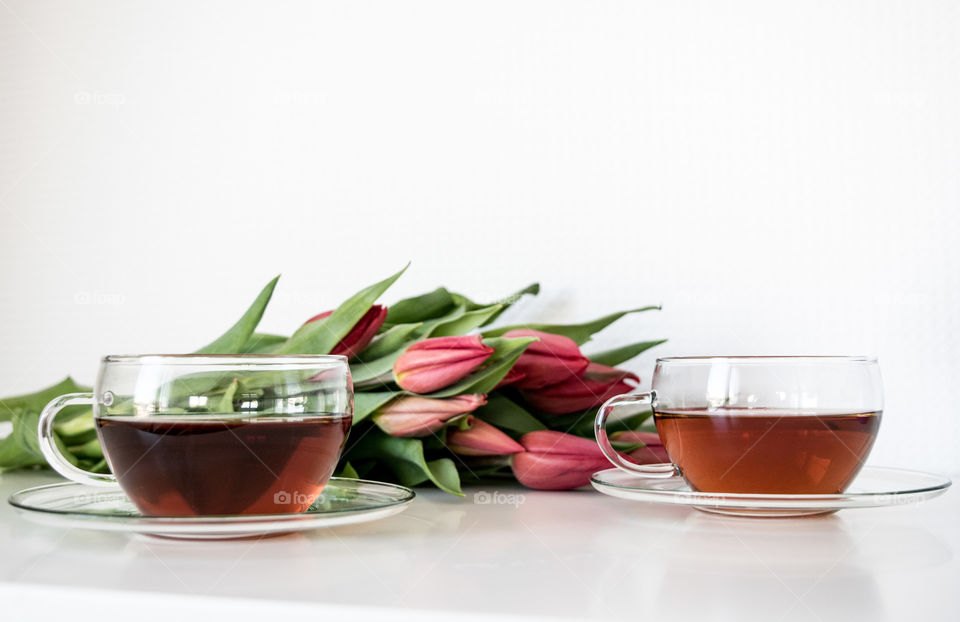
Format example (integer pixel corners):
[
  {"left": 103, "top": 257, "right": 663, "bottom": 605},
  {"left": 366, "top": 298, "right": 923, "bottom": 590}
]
[
  {"left": 502, "top": 329, "right": 589, "bottom": 390},
  {"left": 510, "top": 430, "right": 612, "bottom": 490},
  {"left": 373, "top": 394, "right": 487, "bottom": 437},
  {"left": 521, "top": 363, "right": 640, "bottom": 414},
  {"left": 494, "top": 367, "right": 526, "bottom": 389},
  {"left": 613, "top": 430, "right": 670, "bottom": 464},
  {"left": 393, "top": 335, "right": 494, "bottom": 394},
  {"left": 446, "top": 417, "right": 524, "bottom": 456},
  {"left": 304, "top": 304, "right": 387, "bottom": 359}
]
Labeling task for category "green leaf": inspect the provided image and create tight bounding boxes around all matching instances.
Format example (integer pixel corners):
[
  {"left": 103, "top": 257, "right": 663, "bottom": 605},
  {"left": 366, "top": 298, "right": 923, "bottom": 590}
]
[
  {"left": 0, "top": 378, "right": 99, "bottom": 470},
  {"left": 347, "top": 431, "right": 463, "bottom": 495},
  {"left": 277, "top": 266, "right": 407, "bottom": 354},
  {"left": 475, "top": 393, "right": 546, "bottom": 434},
  {"left": 67, "top": 437, "right": 105, "bottom": 459},
  {"left": 483, "top": 306, "right": 661, "bottom": 345},
  {"left": 337, "top": 462, "right": 359, "bottom": 479},
  {"left": 390, "top": 461, "right": 429, "bottom": 486},
  {"left": 240, "top": 333, "right": 288, "bottom": 354},
  {"left": 86, "top": 458, "right": 109, "bottom": 473},
  {"left": 0, "top": 434, "right": 42, "bottom": 470},
  {"left": 196, "top": 276, "right": 280, "bottom": 353},
  {"left": 426, "top": 336, "right": 537, "bottom": 398},
  {"left": 350, "top": 351, "right": 404, "bottom": 386},
  {"left": 350, "top": 304, "right": 477, "bottom": 385},
  {"left": 11, "top": 410, "right": 43, "bottom": 459},
  {"left": 216, "top": 379, "right": 240, "bottom": 413},
  {"left": 384, "top": 287, "right": 457, "bottom": 326},
  {"left": 357, "top": 322, "right": 422, "bottom": 360},
  {"left": 419, "top": 304, "right": 465, "bottom": 335},
  {"left": 451, "top": 282, "right": 539, "bottom": 325},
  {"left": 545, "top": 407, "right": 652, "bottom": 437},
  {"left": 353, "top": 391, "right": 401, "bottom": 423},
  {"left": 430, "top": 304, "right": 503, "bottom": 337},
  {"left": 588, "top": 339, "right": 668, "bottom": 367},
  {"left": 54, "top": 410, "right": 96, "bottom": 441},
  {"left": 0, "top": 377, "right": 90, "bottom": 422},
  {"left": 424, "top": 458, "right": 461, "bottom": 492}
]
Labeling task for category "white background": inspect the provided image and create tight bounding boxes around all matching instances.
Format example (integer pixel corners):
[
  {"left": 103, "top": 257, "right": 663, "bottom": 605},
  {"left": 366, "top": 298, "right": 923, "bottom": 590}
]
[{"left": 1, "top": 1, "right": 958, "bottom": 475}]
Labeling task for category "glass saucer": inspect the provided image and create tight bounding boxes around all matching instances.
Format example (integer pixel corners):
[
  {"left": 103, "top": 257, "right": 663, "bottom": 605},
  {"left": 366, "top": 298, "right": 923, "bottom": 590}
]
[
  {"left": 591, "top": 465, "right": 951, "bottom": 517},
  {"left": 8, "top": 477, "right": 415, "bottom": 539}
]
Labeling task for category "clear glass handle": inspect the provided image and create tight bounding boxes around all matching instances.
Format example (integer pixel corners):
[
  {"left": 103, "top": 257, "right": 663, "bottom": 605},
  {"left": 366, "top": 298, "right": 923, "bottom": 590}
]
[
  {"left": 595, "top": 391, "right": 678, "bottom": 478},
  {"left": 38, "top": 393, "right": 117, "bottom": 487}
]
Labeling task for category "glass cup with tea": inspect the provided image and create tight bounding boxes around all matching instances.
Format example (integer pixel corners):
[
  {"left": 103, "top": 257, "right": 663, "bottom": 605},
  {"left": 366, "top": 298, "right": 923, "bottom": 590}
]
[
  {"left": 37, "top": 354, "right": 353, "bottom": 516},
  {"left": 594, "top": 356, "right": 883, "bottom": 494}
]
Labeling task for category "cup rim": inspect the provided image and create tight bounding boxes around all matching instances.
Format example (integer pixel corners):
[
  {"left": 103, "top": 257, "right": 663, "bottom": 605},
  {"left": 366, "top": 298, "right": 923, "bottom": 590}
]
[
  {"left": 656, "top": 355, "right": 878, "bottom": 364},
  {"left": 101, "top": 354, "right": 349, "bottom": 366}
]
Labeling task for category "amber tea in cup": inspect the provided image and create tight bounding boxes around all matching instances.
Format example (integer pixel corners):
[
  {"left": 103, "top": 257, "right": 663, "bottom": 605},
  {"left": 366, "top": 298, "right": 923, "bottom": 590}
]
[
  {"left": 38, "top": 355, "right": 353, "bottom": 516},
  {"left": 595, "top": 357, "right": 882, "bottom": 494}
]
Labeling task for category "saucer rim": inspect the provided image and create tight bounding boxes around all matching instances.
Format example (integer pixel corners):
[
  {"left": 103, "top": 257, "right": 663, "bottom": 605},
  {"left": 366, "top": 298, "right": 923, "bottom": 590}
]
[
  {"left": 7, "top": 476, "right": 416, "bottom": 524},
  {"left": 590, "top": 464, "right": 952, "bottom": 506}
]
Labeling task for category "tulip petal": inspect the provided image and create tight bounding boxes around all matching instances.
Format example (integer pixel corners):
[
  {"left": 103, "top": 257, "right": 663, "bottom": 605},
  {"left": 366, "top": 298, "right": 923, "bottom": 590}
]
[
  {"left": 613, "top": 430, "right": 670, "bottom": 464},
  {"left": 510, "top": 430, "right": 616, "bottom": 490},
  {"left": 521, "top": 363, "right": 640, "bottom": 414},
  {"left": 447, "top": 417, "right": 524, "bottom": 456},
  {"left": 373, "top": 394, "right": 486, "bottom": 437},
  {"left": 511, "top": 452, "right": 610, "bottom": 490},
  {"left": 393, "top": 335, "right": 494, "bottom": 394},
  {"left": 502, "top": 329, "right": 589, "bottom": 390}
]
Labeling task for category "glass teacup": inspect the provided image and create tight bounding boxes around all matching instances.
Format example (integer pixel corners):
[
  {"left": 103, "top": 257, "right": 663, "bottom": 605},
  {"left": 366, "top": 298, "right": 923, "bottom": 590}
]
[
  {"left": 595, "top": 356, "right": 883, "bottom": 494},
  {"left": 38, "top": 354, "right": 353, "bottom": 516}
]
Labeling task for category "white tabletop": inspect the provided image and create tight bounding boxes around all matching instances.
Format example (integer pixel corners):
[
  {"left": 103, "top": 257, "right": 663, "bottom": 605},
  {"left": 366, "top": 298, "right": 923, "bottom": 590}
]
[{"left": 0, "top": 469, "right": 957, "bottom": 622}]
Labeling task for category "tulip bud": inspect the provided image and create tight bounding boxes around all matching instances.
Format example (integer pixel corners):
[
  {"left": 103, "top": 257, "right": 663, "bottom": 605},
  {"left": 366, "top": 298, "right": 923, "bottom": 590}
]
[
  {"left": 373, "top": 394, "right": 487, "bottom": 437},
  {"left": 393, "top": 335, "right": 494, "bottom": 394},
  {"left": 493, "top": 367, "right": 526, "bottom": 389},
  {"left": 501, "top": 330, "right": 589, "bottom": 390},
  {"left": 521, "top": 363, "right": 640, "bottom": 414},
  {"left": 446, "top": 417, "right": 524, "bottom": 456},
  {"left": 510, "top": 430, "right": 612, "bottom": 490},
  {"left": 304, "top": 305, "right": 387, "bottom": 359},
  {"left": 612, "top": 430, "right": 670, "bottom": 464}
]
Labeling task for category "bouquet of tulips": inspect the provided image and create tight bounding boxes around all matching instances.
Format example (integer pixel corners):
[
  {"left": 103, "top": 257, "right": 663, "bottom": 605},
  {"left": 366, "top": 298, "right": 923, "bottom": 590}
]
[{"left": 0, "top": 267, "right": 667, "bottom": 494}]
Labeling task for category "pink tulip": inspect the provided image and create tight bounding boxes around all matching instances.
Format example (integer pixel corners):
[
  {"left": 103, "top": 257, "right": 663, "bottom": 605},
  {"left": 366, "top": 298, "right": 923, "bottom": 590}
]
[
  {"left": 510, "top": 430, "right": 612, "bottom": 490},
  {"left": 613, "top": 430, "right": 670, "bottom": 464},
  {"left": 494, "top": 367, "right": 526, "bottom": 389},
  {"left": 393, "top": 335, "right": 494, "bottom": 394},
  {"left": 373, "top": 394, "right": 487, "bottom": 437},
  {"left": 502, "top": 329, "right": 589, "bottom": 390},
  {"left": 446, "top": 417, "right": 524, "bottom": 456},
  {"left": 304, "top": 305, "right": 387, "bottom": 359},
  {"left": 521, "top": 363, "right": 640, "bottom": 414}
]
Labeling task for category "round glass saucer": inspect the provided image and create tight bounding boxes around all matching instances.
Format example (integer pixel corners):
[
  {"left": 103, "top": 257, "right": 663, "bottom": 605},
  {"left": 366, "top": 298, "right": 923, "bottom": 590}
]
[
  {"left": 8, "top": 477, "right": 415, "bottom": 539},
  {"left": 591, "top": 465, "right": 951, "bottom": 517}
]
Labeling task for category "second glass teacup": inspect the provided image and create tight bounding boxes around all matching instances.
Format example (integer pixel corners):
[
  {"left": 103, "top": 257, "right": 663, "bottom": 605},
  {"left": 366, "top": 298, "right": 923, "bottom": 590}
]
[
  {"left": 38, "top": 354, "right": 353, "bottom": 516},
  {"left": 595, "top": 356, "right": 883, "bottom": 494}
]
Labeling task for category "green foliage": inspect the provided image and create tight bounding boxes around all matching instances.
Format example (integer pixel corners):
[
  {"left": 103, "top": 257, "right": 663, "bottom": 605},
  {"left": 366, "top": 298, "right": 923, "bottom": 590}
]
[
  {"left": 197, "top": 276, "right": 280, "bottom": 353},
  {"left": 484, "top": 306, "right": 661, "bottom": 345},
  {"left": 588, "top": 340, "right": 668, "bottom": 367},
  {"left": 278, "top": 266, "right": 408, "bottom": 354},
  {"left": 0, "top": 266, "right": 665, "bottom": 495}
]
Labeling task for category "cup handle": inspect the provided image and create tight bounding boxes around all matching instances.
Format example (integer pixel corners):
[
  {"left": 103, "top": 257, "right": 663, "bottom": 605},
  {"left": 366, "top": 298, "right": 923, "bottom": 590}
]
[
  {"left": 595, "top": 391, "right": 678, "bottom": 478},
  {"left": 38, "top": 393, "right": 117, "bottom": 487}
]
